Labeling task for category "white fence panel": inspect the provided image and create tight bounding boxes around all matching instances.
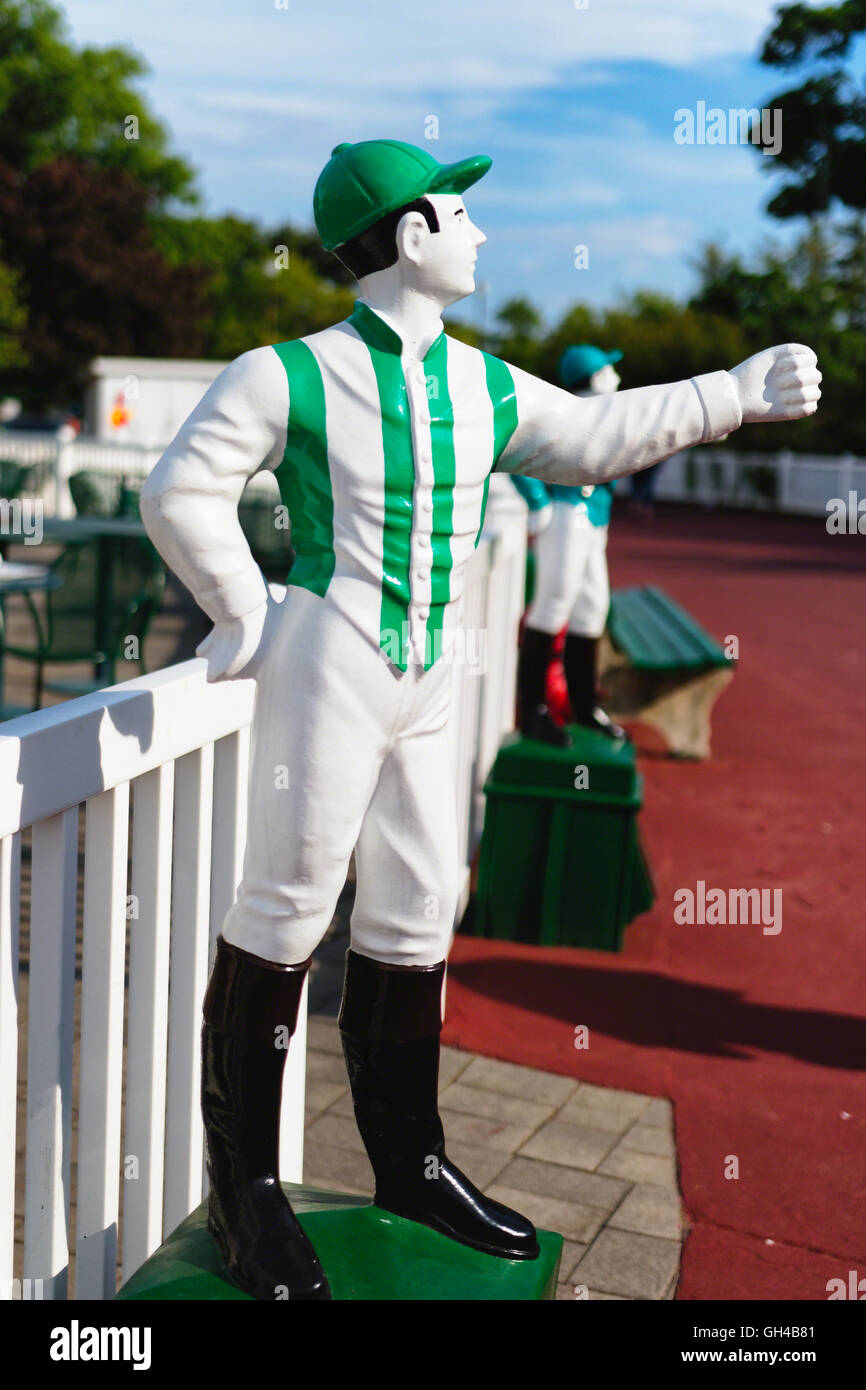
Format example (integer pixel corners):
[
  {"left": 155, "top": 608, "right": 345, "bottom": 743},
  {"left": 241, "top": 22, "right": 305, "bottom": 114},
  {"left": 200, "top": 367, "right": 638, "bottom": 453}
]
[{"left": 0, "top": 665, "right": 259, "bottom": 1300}]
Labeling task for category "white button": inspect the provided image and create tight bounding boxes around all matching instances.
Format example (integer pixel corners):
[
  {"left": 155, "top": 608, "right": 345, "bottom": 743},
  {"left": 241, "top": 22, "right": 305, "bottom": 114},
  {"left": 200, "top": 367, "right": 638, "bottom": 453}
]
[
  {"left": 421, "top": 498, "right": 433, "bottom": 513},
  {"left": 418, "top": 607, "right": 429, "bottom": 620},
  {"left": 417, "top": 568, "right": 430, "bottom": 582},
  {"left": 417, "top": 535, "right": 431, "bottom": 549}
]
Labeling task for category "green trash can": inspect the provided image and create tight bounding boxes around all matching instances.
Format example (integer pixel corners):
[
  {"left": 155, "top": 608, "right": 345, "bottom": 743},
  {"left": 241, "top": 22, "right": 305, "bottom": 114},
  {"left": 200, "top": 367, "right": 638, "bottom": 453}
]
[{"left": 474, "top": 726, "right": 655, "bottom": 951}]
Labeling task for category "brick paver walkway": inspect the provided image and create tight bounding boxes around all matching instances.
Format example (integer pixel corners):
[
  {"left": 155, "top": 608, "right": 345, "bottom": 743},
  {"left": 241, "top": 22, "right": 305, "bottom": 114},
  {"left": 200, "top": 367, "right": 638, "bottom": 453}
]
[{"left": 304, "top": 1013, "right": 684, "bottom": 1300}]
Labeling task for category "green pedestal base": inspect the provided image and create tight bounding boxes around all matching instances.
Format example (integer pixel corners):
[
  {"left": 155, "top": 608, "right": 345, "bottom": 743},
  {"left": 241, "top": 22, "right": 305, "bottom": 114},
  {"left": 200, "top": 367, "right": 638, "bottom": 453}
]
[
  {"left": 475, "top": 725, "right": 655, "bottom": 950},
  {"left": 116, "top": 1183, "right": 563, "bottom": 1301}
]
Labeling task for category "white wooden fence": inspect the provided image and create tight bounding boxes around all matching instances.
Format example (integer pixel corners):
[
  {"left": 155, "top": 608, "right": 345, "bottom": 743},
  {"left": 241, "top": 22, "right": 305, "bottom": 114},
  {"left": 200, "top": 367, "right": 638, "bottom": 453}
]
[
  {"left": 0, "top": 431, "right": 276, "bottom": 517},
  {"left": 654, "top": 447, "right": 866, "bottom": 516},
  {"left": 3, "top": 429, "right": 866, "bottom": 522},
  {"left": 0, "top": 479, "right": 526, "bottom": 1301}
]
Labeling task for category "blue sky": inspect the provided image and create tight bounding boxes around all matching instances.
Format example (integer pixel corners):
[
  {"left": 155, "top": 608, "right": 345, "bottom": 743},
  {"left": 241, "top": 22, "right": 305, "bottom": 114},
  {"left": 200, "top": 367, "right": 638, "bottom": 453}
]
[{"left": 61, "top": 0, "right": 841, "bottom": 330}]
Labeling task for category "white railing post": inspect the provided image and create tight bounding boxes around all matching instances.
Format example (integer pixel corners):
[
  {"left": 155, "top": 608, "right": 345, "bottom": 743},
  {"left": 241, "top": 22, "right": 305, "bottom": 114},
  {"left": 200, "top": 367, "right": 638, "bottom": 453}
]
[
  {"left": 839, "top": 453, "right": 856, "bottom": 514},
  {"left": 75, "top": 784, "right": 131, "bottom": 1300},
  {"left": 164, "top": 745, "right": 214, "bottom": 1236},
  {"left": 53, "top": 438, "right": 78, "bottom": 519},
  {"left": 209, "top": 728, "right": 251, "bottom": 955},
  {"left": 123, "top": 762, "right": 174, "bottom": 1282},
  {"left": 474, "top": 481, "right": 526, "bottom": 832},
  {"left": 279, "top": 978, "right": 308, "bottom": 1185},
  {"left": 24, "top": 809, "right": 78, "bottom": 1300},
  {"left": 777, "top": 450, "right": 794, "bottom": 511},
  {"left": 0, "top": 833, "right": 21, "bottom": 1298}
]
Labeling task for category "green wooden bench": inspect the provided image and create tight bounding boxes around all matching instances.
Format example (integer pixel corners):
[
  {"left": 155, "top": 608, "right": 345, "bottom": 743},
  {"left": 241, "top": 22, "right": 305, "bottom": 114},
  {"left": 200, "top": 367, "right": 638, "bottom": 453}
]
[
  {"left": 115, "top": 1182, "right": 562, "bottom": 1301},
  {"left": 599, "top": 586, "right": 735, "bottom": 759}
]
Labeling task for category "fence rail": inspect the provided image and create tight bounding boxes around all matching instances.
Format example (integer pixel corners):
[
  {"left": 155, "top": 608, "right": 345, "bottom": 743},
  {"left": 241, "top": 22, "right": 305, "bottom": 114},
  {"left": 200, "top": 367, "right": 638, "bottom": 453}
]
[{"left": 0, "top": 478, "right": 525, "bottom": 1299}]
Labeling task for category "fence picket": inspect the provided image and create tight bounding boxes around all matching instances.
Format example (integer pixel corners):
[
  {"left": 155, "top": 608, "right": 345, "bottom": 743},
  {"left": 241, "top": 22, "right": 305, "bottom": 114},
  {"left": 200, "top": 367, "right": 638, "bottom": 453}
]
[
  {"left": 209, "top": 728, "right": 250, "bottom": 954},
  {"left": 122, "top": 764, "right": 174, "bottom": 1282},
  {"left": 24, "top": 810, "right": 78, "bottom": 1299},
  {"left": 163, "top": 746, "right": 213, "bottom": 1235},
  {"left": 76, "top": 785, "right": 131, "bottom": 1299},
  {"left": 0, "top": 833, "right": 21, "bottom": 1296}
]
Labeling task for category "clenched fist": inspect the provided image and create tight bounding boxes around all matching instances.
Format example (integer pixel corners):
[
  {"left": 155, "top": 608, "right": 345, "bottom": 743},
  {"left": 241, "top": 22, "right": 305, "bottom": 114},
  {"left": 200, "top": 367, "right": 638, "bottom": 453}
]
[{"left": 729, "top": 344, "right": 821, "bottom": 424}]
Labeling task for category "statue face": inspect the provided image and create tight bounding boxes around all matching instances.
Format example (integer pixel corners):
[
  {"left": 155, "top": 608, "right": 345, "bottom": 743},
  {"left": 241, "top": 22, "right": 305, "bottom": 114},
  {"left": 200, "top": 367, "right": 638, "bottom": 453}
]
[{"left": 406, "top": 192, "right": 486, "bottom": 306}]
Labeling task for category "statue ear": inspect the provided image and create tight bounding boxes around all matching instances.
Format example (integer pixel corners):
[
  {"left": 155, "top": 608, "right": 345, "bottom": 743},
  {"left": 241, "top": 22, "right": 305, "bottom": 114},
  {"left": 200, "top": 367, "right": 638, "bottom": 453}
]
[{"left": 395, "top": 210, "right": 429, "bottom": 268}]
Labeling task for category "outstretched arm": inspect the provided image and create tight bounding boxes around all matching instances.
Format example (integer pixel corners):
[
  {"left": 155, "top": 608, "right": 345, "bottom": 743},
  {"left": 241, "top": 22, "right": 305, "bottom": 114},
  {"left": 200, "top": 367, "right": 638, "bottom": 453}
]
[
  {"left": 139, "top": 346, "right": 289, "bottom": 680},
  {"left": 498, "top": 345, "right": 820, "bottom": 484}
]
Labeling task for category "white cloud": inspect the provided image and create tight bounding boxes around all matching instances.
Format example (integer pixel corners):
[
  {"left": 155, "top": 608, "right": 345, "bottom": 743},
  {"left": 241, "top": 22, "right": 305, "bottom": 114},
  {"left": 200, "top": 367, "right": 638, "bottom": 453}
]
[
  {"left": 60, "top": 0, "right": 788, "bottom": 306},
  {"left": 65, "top": 0, "right": 782, "bottom": 81}
]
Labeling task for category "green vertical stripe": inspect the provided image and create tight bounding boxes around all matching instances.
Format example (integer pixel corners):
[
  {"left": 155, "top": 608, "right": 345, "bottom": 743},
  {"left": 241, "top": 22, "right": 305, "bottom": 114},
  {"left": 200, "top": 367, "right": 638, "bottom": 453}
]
[
  {"left": 475, "top": 354, "right": 518, "bottom": 545},
  {"left": 474, "top": 471, "right": 491, "bottom": 549},
  {"left": 272, "top": 340, "right": 334, "bottom": 596},
  {"left": 484, "top": 353, "right": 519, "bottom": 469},
  {"left": 425, "top": 335, "right": 456, "bottom": 670},
  {"left": 348, "top": 308, "right": 415, "bottom": 672}
]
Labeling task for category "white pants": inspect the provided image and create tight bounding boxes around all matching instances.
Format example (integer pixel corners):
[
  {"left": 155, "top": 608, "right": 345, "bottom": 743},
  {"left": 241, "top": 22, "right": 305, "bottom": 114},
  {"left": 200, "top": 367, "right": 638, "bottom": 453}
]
[
  {"left": 221, "top": 585, "right": 460, "bottom": 968},
  {"left": 525, "top": 503, "right": 610, "bottom": 638}
]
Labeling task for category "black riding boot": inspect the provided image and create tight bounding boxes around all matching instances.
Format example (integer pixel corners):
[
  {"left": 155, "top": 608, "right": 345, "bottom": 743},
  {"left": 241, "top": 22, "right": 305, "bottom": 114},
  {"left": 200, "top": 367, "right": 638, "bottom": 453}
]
[
  {"left": 564, "top": 632, "right": 628, "bottom": 741},
  {"left": 201, "top": 935, "right": 331, "bottom": 1300},
  {"left": 517, "top": 625, "right": 572, "bottom": 747},
  {"left": 339, "top": 949, "right": 539, "bottom": 1260}
]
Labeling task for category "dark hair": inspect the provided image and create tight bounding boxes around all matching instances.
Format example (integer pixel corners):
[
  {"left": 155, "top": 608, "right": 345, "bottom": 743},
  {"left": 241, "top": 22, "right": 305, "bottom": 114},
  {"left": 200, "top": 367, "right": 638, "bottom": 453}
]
[{"left": 332, "top": 197, "right": 440, "bottom": 280}]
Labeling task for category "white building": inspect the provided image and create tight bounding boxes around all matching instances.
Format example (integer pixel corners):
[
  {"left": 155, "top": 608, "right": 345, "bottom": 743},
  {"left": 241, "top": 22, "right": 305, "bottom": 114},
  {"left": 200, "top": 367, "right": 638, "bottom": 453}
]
[{"left": 85, "top": 357, "right": 229, "bottom": 448}]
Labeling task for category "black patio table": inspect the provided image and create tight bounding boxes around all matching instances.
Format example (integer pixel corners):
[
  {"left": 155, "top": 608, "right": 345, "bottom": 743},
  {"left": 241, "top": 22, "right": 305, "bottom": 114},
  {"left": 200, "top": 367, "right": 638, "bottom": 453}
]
[
  {"left": 0, "top": 560, "right": 63, "bottom": 715},
  {"left": 2, "top": 516, "right": 152, "bottom": 686}
]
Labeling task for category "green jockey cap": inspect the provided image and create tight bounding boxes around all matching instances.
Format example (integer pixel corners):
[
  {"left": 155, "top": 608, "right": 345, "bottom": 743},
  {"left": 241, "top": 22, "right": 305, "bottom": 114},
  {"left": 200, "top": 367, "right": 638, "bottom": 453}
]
[
  {"left": 314, "top": 139, "right": 492, "bottom": 252},
  {"left": 559, "top": 343, "right": 623, "bottom": 390}
]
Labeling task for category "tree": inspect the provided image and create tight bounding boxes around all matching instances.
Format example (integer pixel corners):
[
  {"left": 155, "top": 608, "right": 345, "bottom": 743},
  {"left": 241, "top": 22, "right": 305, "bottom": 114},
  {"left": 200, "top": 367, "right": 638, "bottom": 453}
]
[
  {"left": 0, "top": 0, "right": 197, "bottom": 204},
  {"left": 755, "top": 1, "right": 866, "bottom": 217},
  {"left": 490, "top": 297, "right": 544, "bottom": 371},
  {"left": 531, "top": 292, "right": 749, "bottom": 395},
  {"left": 153, "top": 214, "right": 356, "bottom": 359},
  {"left": 691, "top": 221, "right": 866, "bottom": 451},
  {"left": 267, "top": 225, "right": 357, "bottom": 289},
  {"left": 0, "top": 250, "right": 26, "bottom": 370},
  {"left": 0, "top": 157, "right": 206, "bottom": 405}
]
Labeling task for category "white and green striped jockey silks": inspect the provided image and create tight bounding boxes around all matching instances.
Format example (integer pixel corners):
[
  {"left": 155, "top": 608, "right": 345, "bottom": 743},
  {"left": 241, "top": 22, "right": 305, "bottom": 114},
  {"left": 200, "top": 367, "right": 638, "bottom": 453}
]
[
  {"left": 141, "top": 301, "right": 743, "bottom": 661},
  {"left": 270, "top": 300, "right": 518, "bottom": 672}
]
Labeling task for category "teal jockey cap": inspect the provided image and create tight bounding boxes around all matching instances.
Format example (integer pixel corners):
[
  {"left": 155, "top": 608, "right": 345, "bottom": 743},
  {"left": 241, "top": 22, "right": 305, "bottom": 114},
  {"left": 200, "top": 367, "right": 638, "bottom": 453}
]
[
  {"left": 314, "top": 139, "right": 492, "bottom": 252},
  {"left": 559, "top": 343, "right": 623, "bottom": 390}
]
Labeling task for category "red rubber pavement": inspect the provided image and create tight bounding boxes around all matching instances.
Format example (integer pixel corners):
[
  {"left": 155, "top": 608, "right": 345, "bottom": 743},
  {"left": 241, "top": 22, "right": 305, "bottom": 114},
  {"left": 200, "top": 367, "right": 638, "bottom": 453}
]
[{"left": 444, "top": 502, "right": 866, "bottom": 1301}]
